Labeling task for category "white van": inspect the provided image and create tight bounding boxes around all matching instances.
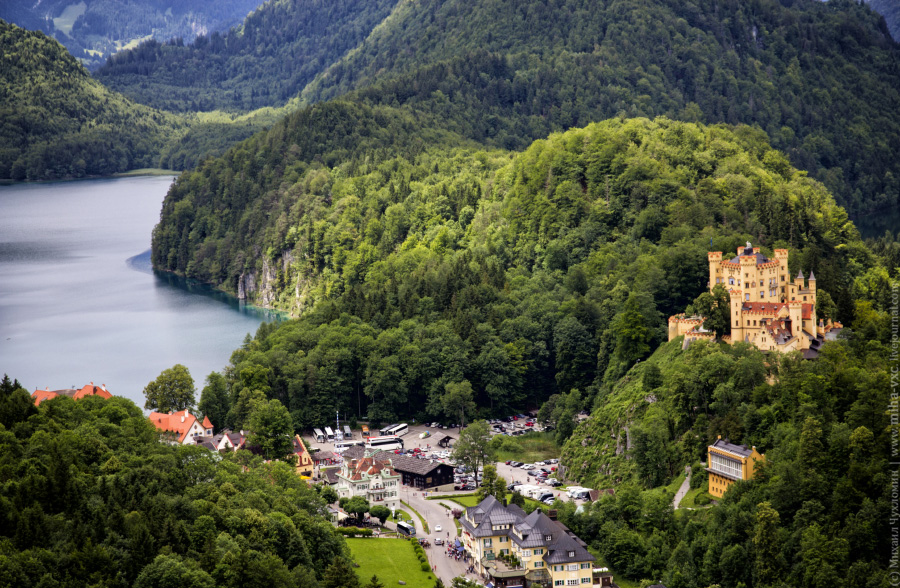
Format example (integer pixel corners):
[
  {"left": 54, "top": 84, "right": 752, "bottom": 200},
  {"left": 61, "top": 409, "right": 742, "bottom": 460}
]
[{"left": 313, "top": 428, "right": 326, "bottom": 443}]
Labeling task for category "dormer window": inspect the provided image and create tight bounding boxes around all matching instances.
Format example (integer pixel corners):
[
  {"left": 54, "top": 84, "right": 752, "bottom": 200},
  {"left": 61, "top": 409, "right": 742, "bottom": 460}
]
[
  {"left": 568, "top": 551, "right": 575, "bottom": 558},
  {"left": 545, "top": 535, "right": 552, "bottom": 541}
]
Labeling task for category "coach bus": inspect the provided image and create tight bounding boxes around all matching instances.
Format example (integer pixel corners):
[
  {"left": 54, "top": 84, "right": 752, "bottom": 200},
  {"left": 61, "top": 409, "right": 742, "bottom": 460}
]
[
  {"left": 383, "top": 423, "right": 409, "bottom": 437},
  {"left": 396, "top": 521, "right": 415, "bottom": 536},
  {"left": 365, "top": 435, "right": 404, "bottom": 451}
]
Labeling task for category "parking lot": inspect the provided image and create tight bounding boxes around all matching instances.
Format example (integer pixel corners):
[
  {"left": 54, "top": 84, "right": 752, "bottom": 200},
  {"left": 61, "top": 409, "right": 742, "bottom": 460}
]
[{"left": 302, "top": 418, "right": 589, "bottom": 505}]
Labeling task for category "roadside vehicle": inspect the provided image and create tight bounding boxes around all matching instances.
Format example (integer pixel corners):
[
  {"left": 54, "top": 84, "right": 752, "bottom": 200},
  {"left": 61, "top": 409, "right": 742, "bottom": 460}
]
[
  {"left": 397, "top": 521, "right": 416, "bottom": 536},
  {"left": 435, "top": 525, "right": 442, "bottom": 532},
  {"left": 435, "top": 537, "right": 443, "bottom": 545}
]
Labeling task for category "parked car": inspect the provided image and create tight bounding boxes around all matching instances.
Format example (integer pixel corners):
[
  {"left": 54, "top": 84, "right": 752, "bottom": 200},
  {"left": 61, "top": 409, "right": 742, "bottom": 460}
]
[
  {"left": 507, "top": 482, "right": 521, "bottom": 491},
  {"left": 542, "top": 496, "right": 556, "bottom": 505},
  {"left": 511, "top": 461, "right": 523, "bottom": 467},
  {"left": 435, "top": 537, "right": 444, "bottom": 545}
]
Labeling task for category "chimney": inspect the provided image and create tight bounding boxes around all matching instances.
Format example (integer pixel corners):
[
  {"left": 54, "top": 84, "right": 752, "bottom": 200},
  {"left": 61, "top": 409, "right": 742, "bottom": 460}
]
[
  {"left": 90, "top": 381, "right": 93, "bottom": 386},
  {"left": 102, "top": 384, "right": 106, "bottom": 391},
  {"left": 548, "top": 509, "right": 558, "bottom": 521},
  {"left": 181, "top": 416, "right": 185, "bottom": 423}
]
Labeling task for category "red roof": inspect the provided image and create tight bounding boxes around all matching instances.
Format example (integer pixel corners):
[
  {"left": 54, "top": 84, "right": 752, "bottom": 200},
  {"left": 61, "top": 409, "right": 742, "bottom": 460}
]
[
  {"left": 32, "top": 382, "right": 112, "bottom": 406},
  {"left": 202, "top": 415, "right": 213, "bottom": 429},
  {"left": 73, "top": 384, "right": 112, "bottom": 401},
  {"left": 741, "top": 302, "right": 813, "bottom": 319},
  {"left": 148, "top": 410, "right": 205, "bottom": 443}
]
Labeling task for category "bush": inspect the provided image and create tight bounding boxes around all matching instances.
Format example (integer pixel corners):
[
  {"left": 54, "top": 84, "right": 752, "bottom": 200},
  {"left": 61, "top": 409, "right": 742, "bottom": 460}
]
[
  {"left": 336, "top": 527, "right": 374, "bottom": 537},
  {"left": 421, "top": 562, "right": 430, "bottom": 572},
  {"left": 695, "top": 493, "right": 711, "bottom": 506},
  {"left": 689, "top": 468, "right": 706, "bottom": 490}
]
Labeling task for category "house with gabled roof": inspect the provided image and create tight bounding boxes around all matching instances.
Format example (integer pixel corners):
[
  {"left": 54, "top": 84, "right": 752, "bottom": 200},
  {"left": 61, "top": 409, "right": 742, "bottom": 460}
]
[
  {"left": 460, "top": 495, "right": 595, "bottom": 588},
  {"left": 341, "top": 445, "right": 454, "bottom": 490},
  {"left": 32, "top": 382, "right": 112, "bottom": 406},
  {"left": 335, "top": 450, "right": 400, "bottom": 510},
  {"left": 148, "top": 410, "right": 213, "bottom": 445},
  {"left": 293, "top": 434, "right": 314, "bottom": 477}
]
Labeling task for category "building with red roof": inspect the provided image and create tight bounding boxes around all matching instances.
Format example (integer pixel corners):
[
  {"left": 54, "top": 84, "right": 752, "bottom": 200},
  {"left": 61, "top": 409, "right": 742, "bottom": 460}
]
[
  {"left": 669, "top": 243, "right": 842, "bottom": 357},
  {"left": 148, "top": 410, "right": 214, "bottom": 445},
  {"left": 31, "top": 382, "right": 112, "bottom": 406},
  {"left": 335, "top": 450, "right": 400, "bottom": 510}
]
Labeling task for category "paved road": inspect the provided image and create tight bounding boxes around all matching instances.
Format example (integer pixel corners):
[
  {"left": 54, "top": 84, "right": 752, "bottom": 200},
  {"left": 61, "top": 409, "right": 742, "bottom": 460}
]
[
  {"left": 404, "top": 488, "right": 477, "bottom": 585},
  {"left": 673, "top": 467, "right": 692, "bottom": 508}
]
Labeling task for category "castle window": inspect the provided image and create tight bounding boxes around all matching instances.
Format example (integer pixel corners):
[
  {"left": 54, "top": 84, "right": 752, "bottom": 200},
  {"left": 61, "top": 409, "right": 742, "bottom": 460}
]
[
  {"left": 747, "top": 320, "right": 750, "bottom": 326},
  {"left": 760, "top": 291, "right": 764, "bottom": 298},
  {"left": 753, "top": 320, "right": 757, "bottom": 326},
  {"left": 745, "top": 294, "right": 750, "bottom": 301},
  {"left": 729, "top": 278, "right": 734, "bottom": 285}
]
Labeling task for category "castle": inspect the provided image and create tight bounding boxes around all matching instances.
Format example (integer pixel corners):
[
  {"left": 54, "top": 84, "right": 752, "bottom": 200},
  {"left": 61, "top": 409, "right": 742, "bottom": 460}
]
[{"left": 669, "top": 242, "right": 841, "bottom": 356}]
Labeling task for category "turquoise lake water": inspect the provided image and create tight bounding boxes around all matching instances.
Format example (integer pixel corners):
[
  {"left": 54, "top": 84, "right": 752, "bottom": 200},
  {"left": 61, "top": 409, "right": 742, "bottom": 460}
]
[{"left": 0, "top": 176, "right": 279, "bottom": 406}]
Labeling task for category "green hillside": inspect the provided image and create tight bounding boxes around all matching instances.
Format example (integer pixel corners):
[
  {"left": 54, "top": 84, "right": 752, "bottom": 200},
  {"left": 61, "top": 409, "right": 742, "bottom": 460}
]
[
  {"left": 0, "top": 0, "right": 263, "bottom": 70},
  {"left": 297, "top": 0, "right": 900, "bottom": 216},
  {"left": 153, "top": 115, "right": 886, "bottom": 429},
  {"left": 0, "top": 376, "right": 348, "bottom": 587},
  {"left": 95, "top": 0, "right": 398, "bottom": 112},
  {"left": 0, "top": 19, "right": 185, "bottom": 180},
  {"left": 553, "top": 325, "right": 891, "bottom": 587},
  {"left": 866, "top": 0, "right": 900, "bottom": 41}
]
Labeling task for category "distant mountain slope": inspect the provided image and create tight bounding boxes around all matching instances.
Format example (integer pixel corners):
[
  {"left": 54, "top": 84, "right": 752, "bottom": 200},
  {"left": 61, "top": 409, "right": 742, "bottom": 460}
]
[
  {"left": 297, "top": 0, "right": 900, "bottom": 216},
  {"left": 865, "top": 0, "right": 900, "bottom": 41},
  {"left": 0, "top": 20, "right": 183, "bottom": 180},
  {"left": 95, "top": 0, "right": 399, "bottom": 112},
  {"left": 0, "top": 0, "right": 263, "bottom": 70}
]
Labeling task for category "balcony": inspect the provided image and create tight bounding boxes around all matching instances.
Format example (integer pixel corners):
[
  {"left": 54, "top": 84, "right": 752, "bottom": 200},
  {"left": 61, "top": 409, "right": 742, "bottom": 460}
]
[{"left": 481, "top": 557, "right": 526, "bottom": 580}]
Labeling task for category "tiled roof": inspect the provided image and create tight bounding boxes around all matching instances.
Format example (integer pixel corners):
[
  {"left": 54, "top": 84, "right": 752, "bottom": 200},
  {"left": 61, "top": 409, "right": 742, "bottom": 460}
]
[
  {"left": 710, "top": 438, "right": 752, "bottom": 458},
  {"left": 341, "top": 446, "right": 447, "bottom": 477},
  {"left": 148, "top": 410, "right": 202, "bottom": 443},
  {"left": 32, "top": 382, "right": 112, "bottom": 406},
  {"left": 741, "top": 302, "right": 813, "bottom": 319}
]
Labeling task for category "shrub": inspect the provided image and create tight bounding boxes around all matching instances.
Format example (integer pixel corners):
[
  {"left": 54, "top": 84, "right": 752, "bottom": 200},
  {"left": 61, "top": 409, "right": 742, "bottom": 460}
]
[
  {"left": 421, "top": 562, "right": 430, "bottom": 572},
  {"left": 689, "top": 469, "right": 706, "bottom": 490},
  {"left": 695, "top": 493, "right": 711, "bottom": 506}
]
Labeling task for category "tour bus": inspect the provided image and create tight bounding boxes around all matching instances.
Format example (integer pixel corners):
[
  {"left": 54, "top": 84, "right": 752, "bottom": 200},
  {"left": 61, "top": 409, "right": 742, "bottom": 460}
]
[
  {"left": 365, "top": 435, "right": 405, "bottom": 451},
  {"left": 334, "top": 440, "right": 364, "bottom": 454},
  {"left": 379, "top": 424, "right": 399, "bottom": 436},
  {"left": 324, "top": 426, "right": 335, "bottom": 441},
  {"left": 313, "top": 428, "right": 326, "bottom": 443},
  {"left": 384, "top": 423, "right": 409, "bottom": 437},
  {"left": 396, "top": 521, "right": 415, "bottom": 536},
  {"left": 343, "top": 425, "right": 353, "bottom": 439}
]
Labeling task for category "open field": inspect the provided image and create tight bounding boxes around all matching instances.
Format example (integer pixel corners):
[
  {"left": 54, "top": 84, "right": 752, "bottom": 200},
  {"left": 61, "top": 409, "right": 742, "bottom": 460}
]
[
  {"left": 346, "top": 538, "right": 435, "bottom": 588},
  {"left": 492, "top": 432, "right": 559, "bottom": 463}
]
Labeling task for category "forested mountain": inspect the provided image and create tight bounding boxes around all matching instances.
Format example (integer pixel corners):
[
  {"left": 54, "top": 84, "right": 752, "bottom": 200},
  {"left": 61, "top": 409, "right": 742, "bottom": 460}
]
[
  {"left": 0, "top": 376, "right": 348, "bottom": 587},
  {"left": 0, "top": 0, "right": 263, "bottom": 70},
  {"left": 296, "top": 0, "right": 900, "bottom": 216},
  {"left": 95, "top": 0, "right": 398, "bottom": 112},
  {"left": 553, "top": 330, "right": 891, "bottom": 588},
  {"left": 0, "top": 20, "right": 184, "bottom": 180},
  {"left": 865, "top": 0, "right": 900, "bottom": 41},
  {"left": 153, "top": 115, "right": 886, "bottom": 427}
]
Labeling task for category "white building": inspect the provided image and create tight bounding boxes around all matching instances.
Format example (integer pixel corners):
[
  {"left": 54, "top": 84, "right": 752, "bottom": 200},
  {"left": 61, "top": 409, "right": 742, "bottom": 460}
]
[{"left": 335, "top": 450, "right": 401, "bottom": 511}]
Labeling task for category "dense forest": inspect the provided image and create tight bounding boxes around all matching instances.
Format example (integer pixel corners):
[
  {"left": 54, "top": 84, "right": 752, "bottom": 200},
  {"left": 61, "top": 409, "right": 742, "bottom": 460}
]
[
  {"left": 0, "top": 375, "right": 350, "bottom": 588},
  {"left": 866, "top": 0, "right": 900, "bottom": 41},
  {"left": 0, "top": 20, "right": 184, "bottom": 180},
  {"left": 154, "top": 116, "right": 886, "bottom": 431},
  {"left": 550, "top": 315, "right": 892, "bottom": 588},
  {"left": 0, "top": 0, "right": 263, "bottom": 70},
  {"left": 95, "top": 0, "right": 398, "bottom": 112},
  {"left": 299, "top": 0, "right": 900, "bottom": 216}
]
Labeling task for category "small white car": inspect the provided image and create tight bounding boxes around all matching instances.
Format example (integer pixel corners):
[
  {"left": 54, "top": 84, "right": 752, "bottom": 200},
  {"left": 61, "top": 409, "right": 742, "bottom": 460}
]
[{"left": 435, "top": 525, "right": 442, "bottom": 532}]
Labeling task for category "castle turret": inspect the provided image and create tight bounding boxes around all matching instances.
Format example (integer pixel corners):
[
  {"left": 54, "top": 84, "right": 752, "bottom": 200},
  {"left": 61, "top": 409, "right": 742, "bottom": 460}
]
[
  {"left": 807, "top": 270, "right": 816, "bottom": 303},
  {"left": 729, "top": 289, "right": 743, "bottom": 341},
  {"left": 794, "top": 269, "right": 805, "bottom": 290},
  {"left": 708, "top": 251, "right": 723, "bottom": 291}
]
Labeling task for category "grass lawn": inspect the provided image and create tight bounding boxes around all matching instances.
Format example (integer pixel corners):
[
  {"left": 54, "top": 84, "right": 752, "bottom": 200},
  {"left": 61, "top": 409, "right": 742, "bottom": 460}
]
[
  {"left": 679, "top": 478, "right": 714, "bottom": 508},
  {"left": 493, "top": 432, "right": 560, "bottom": 463},
  {"left": 346, "top": 538, "right": 435, "bottom": 588}
]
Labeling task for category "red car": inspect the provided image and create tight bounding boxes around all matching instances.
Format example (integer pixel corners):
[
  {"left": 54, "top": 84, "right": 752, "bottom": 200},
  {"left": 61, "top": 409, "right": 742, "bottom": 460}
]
[{"left": 525, "top": 421, "right": 534, "bottom": 427}]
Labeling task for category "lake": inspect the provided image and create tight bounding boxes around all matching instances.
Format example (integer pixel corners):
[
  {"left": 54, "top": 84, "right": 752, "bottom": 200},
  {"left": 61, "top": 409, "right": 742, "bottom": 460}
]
[{"left": 0, "top": 176, "right": 279, "bottom": 407}]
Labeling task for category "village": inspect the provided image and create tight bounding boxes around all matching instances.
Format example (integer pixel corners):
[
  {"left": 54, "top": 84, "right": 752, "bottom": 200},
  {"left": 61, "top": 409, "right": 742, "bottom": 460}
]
[{"left": 28, "top": 379, "right": 765, "bottom": 588}]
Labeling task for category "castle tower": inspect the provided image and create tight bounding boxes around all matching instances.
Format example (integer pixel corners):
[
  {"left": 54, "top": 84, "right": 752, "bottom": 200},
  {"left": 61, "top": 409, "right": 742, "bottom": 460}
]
[
  {"left": 740, "top": 254, "right": 758, "bottom": 302},
  {"left": 729, "top": 289, "right": 743, "bottom": 342},
  {"left": 774, "top": 249, "right": 789, "bottom": 301},
  {"left": 808, "top": 270, "right": 816, "bottom": 304},
  {"left": 708, "top": 251, "right": 723, "bottom": 292}
]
